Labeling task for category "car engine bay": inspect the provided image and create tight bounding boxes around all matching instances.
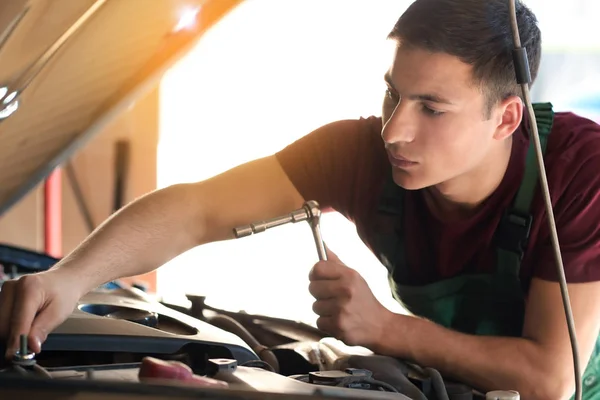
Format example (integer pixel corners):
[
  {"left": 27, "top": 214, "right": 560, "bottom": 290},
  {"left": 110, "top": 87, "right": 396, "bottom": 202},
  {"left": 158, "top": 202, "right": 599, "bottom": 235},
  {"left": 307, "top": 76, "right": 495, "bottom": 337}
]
[{"left": 0, "top": 243, "right": 487, "bottom": 400}]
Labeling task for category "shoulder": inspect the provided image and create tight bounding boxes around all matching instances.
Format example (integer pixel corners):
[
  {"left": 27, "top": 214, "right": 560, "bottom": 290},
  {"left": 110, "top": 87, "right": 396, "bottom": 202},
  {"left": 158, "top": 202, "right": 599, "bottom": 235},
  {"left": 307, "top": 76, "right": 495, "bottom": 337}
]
[
  {"left": 529, "top": 111, "right": 600, "bottom": 282},
  {"left": 279, "top": 116, "right": 383, "bottom": 152},
  {"left": 547, "top": 111, "right": 600, "bottom": 159},
  {"left": 545, "top": 112, "right": 600, "bottom": 199},
  {"left": 274, "top": 116, "right": 386, "bottom": 218},
  {"left": 275, "top": 116, "right": 385, "bottom": 185}
]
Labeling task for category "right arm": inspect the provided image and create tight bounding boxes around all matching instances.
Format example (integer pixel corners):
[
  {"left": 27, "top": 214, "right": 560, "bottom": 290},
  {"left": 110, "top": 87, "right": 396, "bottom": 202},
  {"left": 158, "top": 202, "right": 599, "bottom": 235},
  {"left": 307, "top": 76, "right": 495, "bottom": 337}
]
[
  {"left": 0, "top": 155, "right": 304, "bottom": 354},
  {"left": 0, "top": 115, "right": 381, "bottom": 356},
  {"left": 60, "top": 155, "right": 306, "bottom": 293}
]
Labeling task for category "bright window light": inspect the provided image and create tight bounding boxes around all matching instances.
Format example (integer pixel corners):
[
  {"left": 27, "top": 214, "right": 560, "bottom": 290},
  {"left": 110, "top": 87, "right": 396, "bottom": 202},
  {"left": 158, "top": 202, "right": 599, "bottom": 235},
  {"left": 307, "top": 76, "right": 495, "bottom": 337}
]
[
  {"left": 158, "top": 0, "right": 409, "bottom": 325},
  {"left": 3, "top": 91, "right": 17, "bottom": 104},
  {"left": 173, "top": 6, "right": 201, "bottom": 32}
]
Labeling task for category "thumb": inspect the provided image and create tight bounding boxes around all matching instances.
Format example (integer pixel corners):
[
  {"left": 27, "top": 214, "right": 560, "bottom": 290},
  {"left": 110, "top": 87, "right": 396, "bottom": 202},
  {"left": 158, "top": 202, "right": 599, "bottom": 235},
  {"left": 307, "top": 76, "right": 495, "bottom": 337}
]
[
  {"left": 28, "top": 303, "right": 73, "bottom": 353},
  {"left": 324, "top": 244, "right": 342, "bottom": 264}
]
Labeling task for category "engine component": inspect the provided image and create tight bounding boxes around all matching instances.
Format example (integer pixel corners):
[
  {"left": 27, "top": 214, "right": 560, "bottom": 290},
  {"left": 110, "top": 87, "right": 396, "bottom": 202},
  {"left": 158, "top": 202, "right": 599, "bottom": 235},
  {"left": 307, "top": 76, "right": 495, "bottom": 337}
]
[
  {"left": 208, "top": 358, "right": 410, "bottom": 399},
  {"left": 13, "top": 334, "right": 36, "bottom": 367},
  {"left": 206, "top": 313, "right": 280, "bottom": 373},
  {"left": 486, "top": 390, "right": 520, "bottom": 399},
  {"left": 1, "top": 334, "right": 52, "bottom": 379},
  {"left": 0, "top": 286, "right": 413, "bottom": 399},
  {"left": 306, "top": 369, "right": 399, "bottom": 393},
  {"left": 0, "top": 287, "right": 259, "bottom": 373}
]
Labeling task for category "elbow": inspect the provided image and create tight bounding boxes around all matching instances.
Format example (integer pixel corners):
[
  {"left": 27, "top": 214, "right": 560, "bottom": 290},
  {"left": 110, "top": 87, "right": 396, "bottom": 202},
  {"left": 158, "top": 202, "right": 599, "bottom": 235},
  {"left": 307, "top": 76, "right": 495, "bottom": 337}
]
[
  {"left": 519, "top": 367, "right": 576, "bottom": 400},
  {"left": 513, "top": 340, "right": 580, "bottom": 400},
  {"left": 550, "top": 373, "right": 577, "bottom": 400}
]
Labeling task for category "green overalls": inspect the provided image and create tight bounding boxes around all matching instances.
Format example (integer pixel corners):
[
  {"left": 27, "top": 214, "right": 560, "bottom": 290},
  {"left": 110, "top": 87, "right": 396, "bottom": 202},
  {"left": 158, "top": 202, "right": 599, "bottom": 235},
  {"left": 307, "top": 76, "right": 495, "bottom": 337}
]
[{"left": 372, "top": 103, "right": 599, "bottom": 399}]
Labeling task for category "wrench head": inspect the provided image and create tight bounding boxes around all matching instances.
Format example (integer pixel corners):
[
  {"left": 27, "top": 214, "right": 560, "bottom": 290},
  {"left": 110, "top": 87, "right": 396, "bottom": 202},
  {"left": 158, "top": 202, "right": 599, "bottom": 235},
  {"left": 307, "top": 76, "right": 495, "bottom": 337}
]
[{"left": 303, "top": 200, "right": 321, "bottom": 219}]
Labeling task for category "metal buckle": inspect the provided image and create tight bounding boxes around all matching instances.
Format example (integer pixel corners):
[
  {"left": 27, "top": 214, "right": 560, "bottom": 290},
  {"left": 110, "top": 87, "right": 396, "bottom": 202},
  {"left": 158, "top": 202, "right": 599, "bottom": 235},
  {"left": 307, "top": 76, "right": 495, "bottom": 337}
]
[{"left": 495, "top": 209, "right": 533, "bottom": 258}]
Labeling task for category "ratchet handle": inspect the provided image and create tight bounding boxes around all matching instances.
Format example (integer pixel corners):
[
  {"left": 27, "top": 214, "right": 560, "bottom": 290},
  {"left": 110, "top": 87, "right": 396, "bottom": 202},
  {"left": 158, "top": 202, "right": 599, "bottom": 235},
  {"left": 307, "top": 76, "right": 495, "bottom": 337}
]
[
  {"left": 233, "top": 200, "right": 327, "bottom": 261},
  {"left": 309, "top": 218, "right": 327, "bottom": 261},
  {"left": 233, "top": 209, "right": 308, "bottom": 238}
]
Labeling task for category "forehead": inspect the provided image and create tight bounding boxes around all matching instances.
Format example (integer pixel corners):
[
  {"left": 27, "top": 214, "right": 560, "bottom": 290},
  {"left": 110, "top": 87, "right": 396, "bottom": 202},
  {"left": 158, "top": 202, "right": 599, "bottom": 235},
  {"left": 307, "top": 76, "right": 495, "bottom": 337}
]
[{"left": 388, "top": 45, "right": 481, "bottom": 102}]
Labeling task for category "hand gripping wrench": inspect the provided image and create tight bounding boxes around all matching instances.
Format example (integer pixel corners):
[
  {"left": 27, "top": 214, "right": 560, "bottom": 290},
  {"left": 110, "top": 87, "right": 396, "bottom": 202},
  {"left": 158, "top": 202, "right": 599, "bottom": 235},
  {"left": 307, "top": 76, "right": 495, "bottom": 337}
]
[{"left": 233, "top": 200, "right": 327, "bottom": 261}]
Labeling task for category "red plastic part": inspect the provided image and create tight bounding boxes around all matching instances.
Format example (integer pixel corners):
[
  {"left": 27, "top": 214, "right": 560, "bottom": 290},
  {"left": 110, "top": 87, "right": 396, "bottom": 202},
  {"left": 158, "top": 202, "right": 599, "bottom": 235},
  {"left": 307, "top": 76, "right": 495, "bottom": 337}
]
[{"left": 44, "top": 169, "right": 62, "bottom": 258}]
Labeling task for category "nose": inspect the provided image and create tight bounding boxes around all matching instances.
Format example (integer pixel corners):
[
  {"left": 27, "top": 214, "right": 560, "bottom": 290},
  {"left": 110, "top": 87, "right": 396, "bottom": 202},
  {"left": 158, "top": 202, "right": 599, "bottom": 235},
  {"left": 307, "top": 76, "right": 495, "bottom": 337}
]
[{"left": 381, "top": 102, "right": 416, "bottom": 145}]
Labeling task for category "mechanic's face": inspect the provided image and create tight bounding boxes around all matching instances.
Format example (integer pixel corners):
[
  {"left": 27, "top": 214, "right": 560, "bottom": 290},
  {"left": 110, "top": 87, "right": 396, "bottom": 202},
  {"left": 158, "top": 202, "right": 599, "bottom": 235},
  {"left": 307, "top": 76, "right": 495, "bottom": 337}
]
[{"left": 382, "top": 45, "right": 512, "bottom": 193}]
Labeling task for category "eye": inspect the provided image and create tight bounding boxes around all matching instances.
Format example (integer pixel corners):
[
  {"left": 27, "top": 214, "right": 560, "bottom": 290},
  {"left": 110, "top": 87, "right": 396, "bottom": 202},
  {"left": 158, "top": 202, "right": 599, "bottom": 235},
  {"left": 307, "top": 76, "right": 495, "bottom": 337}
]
[{"left": 422, "top": 105, "right": 444, "bottom": 117}]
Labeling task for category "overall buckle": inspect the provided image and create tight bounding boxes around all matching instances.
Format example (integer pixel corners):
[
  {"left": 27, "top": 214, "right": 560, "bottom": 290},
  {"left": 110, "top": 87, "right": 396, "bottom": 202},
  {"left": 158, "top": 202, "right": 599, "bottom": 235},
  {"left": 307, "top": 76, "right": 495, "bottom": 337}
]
[{"left": 495, "top": 209, "right": 533, "bottom": 259}]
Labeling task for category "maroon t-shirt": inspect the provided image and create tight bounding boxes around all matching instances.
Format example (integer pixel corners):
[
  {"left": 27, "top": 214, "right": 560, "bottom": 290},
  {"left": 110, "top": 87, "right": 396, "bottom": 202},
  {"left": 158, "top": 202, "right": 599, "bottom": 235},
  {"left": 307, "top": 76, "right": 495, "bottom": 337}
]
[{"left": 275, "top": 112, "right": 600, "bottom": 288}]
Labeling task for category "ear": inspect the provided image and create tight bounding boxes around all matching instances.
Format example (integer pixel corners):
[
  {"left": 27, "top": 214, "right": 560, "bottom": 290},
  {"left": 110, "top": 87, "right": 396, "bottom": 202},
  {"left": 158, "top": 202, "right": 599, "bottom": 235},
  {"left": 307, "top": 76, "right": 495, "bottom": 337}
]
[{"left": 492, "top": 95, "right": 523, "bottom": 141}]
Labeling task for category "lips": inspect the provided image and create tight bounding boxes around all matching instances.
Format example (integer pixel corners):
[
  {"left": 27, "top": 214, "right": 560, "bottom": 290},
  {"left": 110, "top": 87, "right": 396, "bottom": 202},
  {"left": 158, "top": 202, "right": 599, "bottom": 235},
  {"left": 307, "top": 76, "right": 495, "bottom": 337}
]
[
  {"left": 389, "top": 153, "right": 416, "bottom": 163},
  {"left": 387, "top": 151, "right": 418, "bottom": 168}
]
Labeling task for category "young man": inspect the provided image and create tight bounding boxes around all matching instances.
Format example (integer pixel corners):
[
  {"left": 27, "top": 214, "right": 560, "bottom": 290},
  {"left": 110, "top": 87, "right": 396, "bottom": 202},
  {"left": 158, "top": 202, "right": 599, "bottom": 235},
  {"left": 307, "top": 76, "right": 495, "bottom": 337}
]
[{"left": 1, "top": 0, "right": 599, "bottom": 398}]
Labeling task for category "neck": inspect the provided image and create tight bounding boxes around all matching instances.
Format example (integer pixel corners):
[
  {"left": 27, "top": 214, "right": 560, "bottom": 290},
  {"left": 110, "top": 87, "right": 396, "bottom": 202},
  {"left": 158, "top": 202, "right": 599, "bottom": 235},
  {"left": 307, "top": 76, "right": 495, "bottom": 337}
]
[{"left": 425, "top": 138, "right": 513, "bottom": 221}]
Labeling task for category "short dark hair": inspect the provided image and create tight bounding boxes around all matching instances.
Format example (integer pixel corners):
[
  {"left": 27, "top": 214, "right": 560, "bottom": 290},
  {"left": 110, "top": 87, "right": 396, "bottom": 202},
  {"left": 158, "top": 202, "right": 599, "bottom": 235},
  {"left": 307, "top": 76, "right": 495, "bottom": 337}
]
[{"left": 388, "top": 0, "right": 542, "bottom": 116}]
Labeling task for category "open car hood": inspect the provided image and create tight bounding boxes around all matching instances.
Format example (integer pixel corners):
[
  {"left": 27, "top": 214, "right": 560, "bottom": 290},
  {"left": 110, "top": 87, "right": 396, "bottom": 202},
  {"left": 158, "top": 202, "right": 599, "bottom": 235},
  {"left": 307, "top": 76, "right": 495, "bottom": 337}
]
[{"left": 0, "top": 0, "right": 242, "bottom": 216}]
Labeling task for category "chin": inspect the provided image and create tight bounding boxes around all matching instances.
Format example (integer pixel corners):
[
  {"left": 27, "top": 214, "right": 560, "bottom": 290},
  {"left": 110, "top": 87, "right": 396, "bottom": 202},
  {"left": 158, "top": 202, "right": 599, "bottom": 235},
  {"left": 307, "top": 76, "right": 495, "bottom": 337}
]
[{"left": 391, "top": 169, "right": 429, "bottom": 190}]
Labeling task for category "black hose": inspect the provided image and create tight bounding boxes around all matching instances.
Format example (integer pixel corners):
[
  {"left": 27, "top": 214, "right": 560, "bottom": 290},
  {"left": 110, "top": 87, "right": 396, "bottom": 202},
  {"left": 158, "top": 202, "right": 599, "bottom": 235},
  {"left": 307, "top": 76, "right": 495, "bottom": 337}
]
[
  {"left": 207, "top": 314, "right": 280, "bottom": 373},
  {"left": 425, "top": 367, "right": 450, "bottom": 400}
]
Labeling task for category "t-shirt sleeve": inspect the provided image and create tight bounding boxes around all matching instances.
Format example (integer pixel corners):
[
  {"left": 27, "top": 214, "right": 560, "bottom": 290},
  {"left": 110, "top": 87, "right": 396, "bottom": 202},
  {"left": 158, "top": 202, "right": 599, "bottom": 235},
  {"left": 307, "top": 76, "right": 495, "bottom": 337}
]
[
  {"left": 274, "top": 116, "right": 384, "bottom": 223},
  {"left": 532, "top": 118, "right": 600, "bottom": 283}
]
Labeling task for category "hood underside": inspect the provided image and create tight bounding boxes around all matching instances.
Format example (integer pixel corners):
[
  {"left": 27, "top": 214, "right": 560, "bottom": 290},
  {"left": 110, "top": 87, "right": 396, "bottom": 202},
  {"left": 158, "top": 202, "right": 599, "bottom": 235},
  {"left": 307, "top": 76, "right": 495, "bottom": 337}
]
[{"left": 0, "top": 0, "right": 242, "bottom": 216}]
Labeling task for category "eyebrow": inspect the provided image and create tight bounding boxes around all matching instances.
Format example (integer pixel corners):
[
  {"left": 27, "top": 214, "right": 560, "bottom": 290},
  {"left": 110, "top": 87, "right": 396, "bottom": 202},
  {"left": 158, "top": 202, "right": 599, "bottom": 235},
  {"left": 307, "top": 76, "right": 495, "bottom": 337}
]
[{"left": 384, "top": 73, "right": 455, "bottom": 105}]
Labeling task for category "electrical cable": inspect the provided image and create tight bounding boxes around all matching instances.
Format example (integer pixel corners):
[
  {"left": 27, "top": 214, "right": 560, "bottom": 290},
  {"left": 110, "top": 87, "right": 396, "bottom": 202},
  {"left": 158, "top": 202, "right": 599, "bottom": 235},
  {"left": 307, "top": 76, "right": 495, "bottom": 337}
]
[{"left": 508, "top": 2, "right": 582, "bottom": 399}]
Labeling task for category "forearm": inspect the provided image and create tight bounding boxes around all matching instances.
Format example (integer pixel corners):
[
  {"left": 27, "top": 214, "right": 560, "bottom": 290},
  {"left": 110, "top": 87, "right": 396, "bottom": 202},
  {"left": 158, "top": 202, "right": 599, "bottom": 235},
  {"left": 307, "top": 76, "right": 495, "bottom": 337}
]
[
  {"left": 52, "top": 183, "right": 209, "bottom": 294},
  {"left": 374, "top": 314, "right": 568, "bottom": 399}
]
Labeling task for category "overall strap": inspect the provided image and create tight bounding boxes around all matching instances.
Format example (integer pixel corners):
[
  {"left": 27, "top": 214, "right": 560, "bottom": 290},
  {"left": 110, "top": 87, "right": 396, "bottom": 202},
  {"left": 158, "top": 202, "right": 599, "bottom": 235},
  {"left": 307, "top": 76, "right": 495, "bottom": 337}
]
[
  {"left": 375, "top": 175, "right": 409, "bottom": 281},
  {"left": 495, "top": 102, "right": 555, "bottom": 276}
]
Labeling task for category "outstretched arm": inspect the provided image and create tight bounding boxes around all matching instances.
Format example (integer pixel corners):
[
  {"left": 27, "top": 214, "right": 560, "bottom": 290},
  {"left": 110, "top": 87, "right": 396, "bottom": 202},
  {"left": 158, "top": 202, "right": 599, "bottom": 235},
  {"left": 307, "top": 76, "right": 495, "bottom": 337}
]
[{"left": 0, "top": 155, "right": 304, "bottom": 354}]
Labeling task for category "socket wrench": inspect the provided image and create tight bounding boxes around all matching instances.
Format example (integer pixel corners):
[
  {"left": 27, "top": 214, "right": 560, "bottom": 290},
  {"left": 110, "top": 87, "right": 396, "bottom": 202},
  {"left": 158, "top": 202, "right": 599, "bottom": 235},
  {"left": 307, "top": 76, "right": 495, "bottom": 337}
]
[{"left": 233, "top": 200, "right": 327, "bottom": 261}]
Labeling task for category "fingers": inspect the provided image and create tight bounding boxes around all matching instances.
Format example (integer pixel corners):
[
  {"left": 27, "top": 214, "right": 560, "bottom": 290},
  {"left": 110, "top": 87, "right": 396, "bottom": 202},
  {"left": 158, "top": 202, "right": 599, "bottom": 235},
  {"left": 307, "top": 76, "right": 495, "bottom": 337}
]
[
  {"left": 312, "top": 299, "right": 341, "bottom": 317},
  {"left": 309, "top": 279, "right": 353, "bottom": 300},
  {"left": 29, "top": 301, "right": 69, "bottom": 352},
  {"left": 0, "top": 281, "right": 16, "bottom": 340},
  {"left": 309, "top": 260, "right": 346, "bottom": 281},
  {"left": 1, "top": 271, "right": 86, "bottom": 358},
  {"left": 315, "top": 316, "right": 336, "bottom": 335},
  {"left": 6, "top": 275, "right": 45, "bottom": 356}
]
